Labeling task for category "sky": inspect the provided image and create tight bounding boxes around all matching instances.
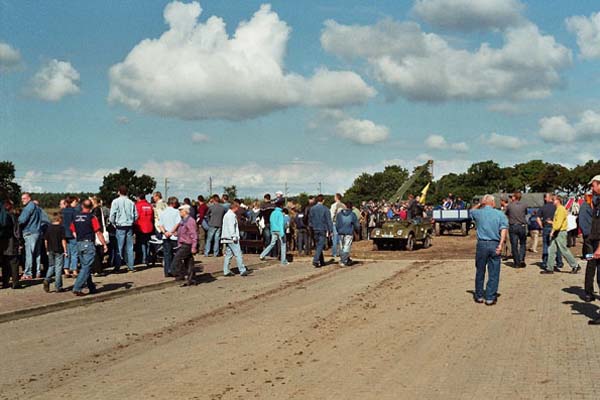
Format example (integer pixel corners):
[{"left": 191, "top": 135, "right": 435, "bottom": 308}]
[{"left": 1, "top": 0, "right": 600, "bottom": 199}]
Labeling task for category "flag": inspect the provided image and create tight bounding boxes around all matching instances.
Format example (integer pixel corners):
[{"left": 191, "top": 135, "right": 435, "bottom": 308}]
[{"left": 420, "top": 182, "right": 430, "bottom": 205}]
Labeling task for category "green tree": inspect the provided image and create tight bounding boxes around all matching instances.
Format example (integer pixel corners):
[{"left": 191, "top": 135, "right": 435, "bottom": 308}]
[
  {"left": 223, "top": 185, "right": 238, "bottom": 200},
  {"left": 98, "top": 168, "right": 156, "bottom": 204},
  {"left": 0, "top": 161, "right": 22, "bottom": 204},
  {"left": 344, "top": 165, "right": 409, "bottom": 204}
]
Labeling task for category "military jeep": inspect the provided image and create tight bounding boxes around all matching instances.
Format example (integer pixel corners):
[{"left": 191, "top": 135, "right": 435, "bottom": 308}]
[{"left": 371, "top": 218, "right": 433, "bottom": 251}]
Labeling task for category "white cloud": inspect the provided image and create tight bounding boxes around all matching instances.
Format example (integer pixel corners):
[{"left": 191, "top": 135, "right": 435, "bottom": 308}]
[
  {"left": 425, "top": 134, "right": 469, "bottom": 152},
  {"left": 566, "top": 12, "right": 600, "bottom": 59},
  {"left": 314, "top": 110, "right": 389, "bottom": 145},
  {"left": 29, "top": 59, "right": 80, "bottom": 101},
  {"left": 487, "top": 102, "right": 524, "bottom": 115},
  {"left": 482, "top": 132, "right": 527, "bottom": 149},
  {"left": 108, "top": 1, "right": 374, "bottom": 121},
  {"left": 191, "top": 132, "right": 210, "bottom": 143},
  {"left": 20, "top": 171, "right": 43, "bottom": 193},
  {"left": 116, "top": 116, "right": 130, "bottom": 125},
  {"left": 0, "top": 41, "right": 22, "bottom": 72},
  {"left": 412, "top": 0, "right": 524, "bottom": 31},
  {"left": 321, "top": 19, "right": 571, "bottom": 102},
  {"left": 538, "top": 115, "right": 577, "bottom": 143}
]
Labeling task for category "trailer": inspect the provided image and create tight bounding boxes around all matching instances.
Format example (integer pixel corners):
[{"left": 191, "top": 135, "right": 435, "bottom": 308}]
[{"left": 432, "top": 209, "right": 472, "bottom": 236}]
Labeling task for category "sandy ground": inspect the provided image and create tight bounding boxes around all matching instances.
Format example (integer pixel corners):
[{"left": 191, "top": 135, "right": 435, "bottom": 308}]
[{"left": 1, "top": 245, "right": 600, "bottom": 399}]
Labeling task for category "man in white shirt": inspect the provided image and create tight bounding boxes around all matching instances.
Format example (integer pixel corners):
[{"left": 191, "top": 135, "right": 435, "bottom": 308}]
[{"left": 221, "top": 201, "right": 251, "bottom": 277}]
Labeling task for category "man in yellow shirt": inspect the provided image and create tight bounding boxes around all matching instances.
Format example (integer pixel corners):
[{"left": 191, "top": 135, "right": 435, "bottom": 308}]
[{"left": 541, "top": 195, "right": 582, "bottom": 274}]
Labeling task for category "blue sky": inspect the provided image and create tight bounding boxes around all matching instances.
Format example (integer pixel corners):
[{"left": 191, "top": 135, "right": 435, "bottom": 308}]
[{"left": 1, "top": 0, "right": 600, "bottom": 198}]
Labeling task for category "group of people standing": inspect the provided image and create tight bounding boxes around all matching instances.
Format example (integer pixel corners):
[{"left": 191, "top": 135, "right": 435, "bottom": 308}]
[{"left": 471, "top": 175, "right": 600, "bottom": 325}]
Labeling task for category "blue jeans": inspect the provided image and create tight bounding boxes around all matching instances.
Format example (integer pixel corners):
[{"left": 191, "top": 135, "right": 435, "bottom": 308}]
[
  {"left": 475, "top": 241, "right": 501, "bottom": 301},
  {"left": 115, "top": 227, "right": 134, "bottom": 271},
  {"left": 260, "top": 232, "right": 287, "bottom": 264},
  {"left": 262, "top": 228, "right": 274, "bottom": 257},
  {"left": 509, "top": 224, "right": 527, "bottom": 265},
  {"left": 45, "top": 251, "right": 64, "bottom": 290},
  {"left": 313, "top": 231, "right": 327, "bottom": 266},
  {"left": 331, "top": 224, "right": 340, "bottom": 257},
  {"left": 542, "top": 226, "right": 563, "bottom": 268},
  {"left": 23, "top": 232, "right": 41, "bottom": 277},
  {"left": 296, "top": 229, "right": 308, "bottom": 255},
  {"left": 223, "top": 242, "right": 247, "bottom": 275},
  {"left": 339, "top": 234, "right": 353, "bottom": 265},
  {"left": 162, "top": 238, "right": 177, "bottom": 276},
  {"left": 73, "top": 241, "right": 96, "bottom": 292},
  {"left": 136, "top": 232, "right": 151, "bottom": 265},
  {"left": 65, "top": 238, "right": 79, "bottom": 272},
  {"left": 205, "top": 226, "right": 221, "bottom": 256}
]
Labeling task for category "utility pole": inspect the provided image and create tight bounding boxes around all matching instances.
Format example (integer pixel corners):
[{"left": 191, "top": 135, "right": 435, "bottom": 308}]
[
  {"left": 318, "top": 182, "right": 322, "bottom": 194},
  {"left": 284, "top": 181, "right": 289, "bottom": 204},
  {"left": 164, "top": 177, "right": 169, "bottom": 199},
  {"left": 209, "top": 176, "right": 213, "bottom": 196}
]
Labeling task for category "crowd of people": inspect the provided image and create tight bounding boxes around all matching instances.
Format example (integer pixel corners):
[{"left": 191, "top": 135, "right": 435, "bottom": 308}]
[{"left": 0, "top": 188, "right": 365, "bottom": 294}]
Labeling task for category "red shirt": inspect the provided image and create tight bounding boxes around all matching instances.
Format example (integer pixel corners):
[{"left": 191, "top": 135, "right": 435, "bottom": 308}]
[
  {"left": 135, "top": 199, "right": 155, "bottom": 234},
  {"left": 197, "top": 203, "right": 208, "bottom": 223}
]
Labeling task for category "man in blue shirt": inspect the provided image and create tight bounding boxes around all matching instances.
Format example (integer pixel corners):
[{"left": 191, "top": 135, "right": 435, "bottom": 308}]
[
  {"left": 471, "top": 195, "right": 508, "bottom": 305},
  {"left": 18, "top": 193, "right": 42, "bottom": 279},
  {"left": 259, "top": 198, "right": 288, "bottom": 265},
  {"left": 109, "top": 186, "right": 138, "bottom": 273},
  {"left": 308, "top": 195, "right": 333, "bottom": 268}
]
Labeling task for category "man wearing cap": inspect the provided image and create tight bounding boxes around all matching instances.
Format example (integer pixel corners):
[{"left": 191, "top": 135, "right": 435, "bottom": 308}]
[
  {"left": 70, "top": 199, "right": 108, "bottom": 296},
  {"left": 541, "top": 195, "right": 582, "bottom": 275},
  {"left": 586, "top": 176, "right": 600, "bottom": 325},
  {"left": 172, "top": 204, "right": 199, "bottom": 286}
]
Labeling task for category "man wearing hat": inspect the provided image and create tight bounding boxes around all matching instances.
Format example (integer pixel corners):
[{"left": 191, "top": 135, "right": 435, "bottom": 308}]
[
  {"left": 172, "top": 204, "right": 199, "bottom": 286},
  {"left": 259, "top": 197, "right": 289, "bottom": 265},
  {"left": 586, "top": 175, "right": 600, "bottom": 324}
]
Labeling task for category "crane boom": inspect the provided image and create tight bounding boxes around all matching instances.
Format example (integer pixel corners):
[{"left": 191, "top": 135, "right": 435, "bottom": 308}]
[{"left": 390, "top": 160, "right": 433, "bottom": 202}]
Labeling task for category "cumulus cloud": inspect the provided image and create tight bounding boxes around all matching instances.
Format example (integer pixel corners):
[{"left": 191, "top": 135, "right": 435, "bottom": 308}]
[
  {"left": 29, "top": 59, "right": 80, "bottom": 101},
  {"left": 425, "top": 134, "right": 469, "bottom": 152},
  {"left": 191, "top": 132, "right": 210, "bottom": 143},
  {"left": 566, "top": 12, "right": 600, "bottom": 59},
  {"left": 315, "top": 110, "right": 390, "bottom": 145},
  {"left": 0, "top": 41, "right": 22, "bottom": 72},
  {"left": 108, "top": 1, "right": 374, "bottom": 120},
  {"left": 412, "top": 0, "right": 525, "bottom": 31},
  {"left": 538, "top": 110, "right": 600, "bottom": 143},
  {"left": 321, "top": 19, "right": 571, "bottom": 102},
  {"left": 482, "top": 132, "right": 527, "bottom": 149}
]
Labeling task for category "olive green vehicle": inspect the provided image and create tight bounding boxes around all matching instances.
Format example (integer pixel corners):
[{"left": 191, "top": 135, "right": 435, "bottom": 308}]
[
  {"left": 371, "top": 160, "right": 434, "bottom": 251},
  {"left": 371, "top": 219, "right": 433, "bottom": 251}
]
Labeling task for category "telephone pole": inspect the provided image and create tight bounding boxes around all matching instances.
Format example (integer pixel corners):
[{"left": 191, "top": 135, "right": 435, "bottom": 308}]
[
  {"left": 318, "top": 182, "right": 322, "bottom": 194},
  {"left": 209, "top": 176, "right": 213, "bottom": 196},
  {"left": 164, "top": 178, "right": 169, "bottom": 199},
  {"left": 284, "top": 181, "right": 289, "bottom": 203}
]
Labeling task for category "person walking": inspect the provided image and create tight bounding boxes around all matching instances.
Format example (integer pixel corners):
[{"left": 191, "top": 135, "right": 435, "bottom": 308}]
[
  {"left": 0, "top": 199, "right": 21, "bottom": 289},
  {"left": 62, "top": 196, "right": 81, "bottom": 278},
  {"left": 537, "top": 193, "right": 564, "bottom": 271},
  {"left": 171, "top": 204, "right": 198, "bottom": 286},
  {"left": 196, "top": 195, "right": 208, "bottom": 254},
  {"left": 260, "top": 198, "right": 288, "bottom": 265},
  {"left": 42, "top": 213, "right": 67, "bottom": 292},
  {"left": 308, "top": 195, "right": 333, "bottom": 268},
  {"left": 330, "top": 193, "right": 346, "bottom": 258},
  {"left": 109, "top": 186, "right": 138, "bottom": 273},
  {"left": 541, "top": 195, "right": 582, "bottom": 275},
  {"left": 470, "top": 195, "right": 508, "bottom": 306},
  {"left": 336, "top": 202, "right": 360, "bottom": 267},
  {"left": 221, "top": 201, "right": 251, "bottom": 277},
  {"left": 581, "top": 193, "right": 596, "bottom": 301},
  {"left": 204, "top": 195, "right": 226, "bottom": 257},
  {"left": 158, "top": 197, "right": 181, "bottom": 277},
  {"left": 585, "top": 177, "right": 600, "bottom": 324},
  {"left": 18, "top": 193, "right": 42, "bottom": 279},
  {"left": 134, "top": 193, "right": 154, "bottom": 266},
  {"left": 90, "top": 196, "right": 108, "bottom": 276},
  {"left": 294, "top": 207, "right": 308, "bottom": 256},
  {"left": 506, "top": 192, "right": 528, "bottom": 268},
  {"left": 70, "top": 199, "right": 108, "bottom": 296}
]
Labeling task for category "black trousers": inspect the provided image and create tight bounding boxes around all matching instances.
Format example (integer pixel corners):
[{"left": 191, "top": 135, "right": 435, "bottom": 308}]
[
  {"left": 172, "top": 244, "right": 195, "bottom": 284},
  {"left": 584, "top": 239, "right": 599, "bottom": 295},
  {"left": 1, "top": 254, "right": 20, "bottom": 288}
]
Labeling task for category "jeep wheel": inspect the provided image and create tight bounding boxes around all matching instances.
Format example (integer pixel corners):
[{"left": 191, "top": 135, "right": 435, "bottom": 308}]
[
  {"left": 406, "top": 233, "right": 415, "bottom": 251},
  {"left": 423, "top": 234, "right": 432, "bottom": 249},
  {"left": 373, "top": 240, "right": 383, "bottom": 251}
]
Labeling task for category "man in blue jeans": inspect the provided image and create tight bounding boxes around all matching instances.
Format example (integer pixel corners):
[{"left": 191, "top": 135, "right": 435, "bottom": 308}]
[
  {"left": 70, "top": 199, "right": 108, "bottom": 296},
  {"left": 204, "top": 195, "right": 226, "bottom": 257},
  {"left": 537, "top": 193, "right": 563, "bottom": 270},
  {"left": 18, "top": 193, "right": 42, "bottom": 279},
  {"left": 308, "top": 195, "right": 333, "bottom": 268},
  {"left": 109, "top": 186, "right": 138, "bottom": 273},
  {"left": 259, "top": 198, "right": 288, "bottom": 265},
  {"left": 471, "top": 195, "right": 508, "bottom": 306},
  {"left": 158, "top": 197, "right": 181, "bottom": 277}
]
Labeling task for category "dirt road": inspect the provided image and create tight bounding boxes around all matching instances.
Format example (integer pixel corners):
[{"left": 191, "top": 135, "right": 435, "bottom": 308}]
[{"left": 1, "top": 255, "right": 600, "bottom": 399}]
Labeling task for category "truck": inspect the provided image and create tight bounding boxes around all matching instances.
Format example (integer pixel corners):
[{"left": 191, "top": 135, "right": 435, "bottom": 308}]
[{"left": 432, "top": 209, "right": 472, "bottom": 236}]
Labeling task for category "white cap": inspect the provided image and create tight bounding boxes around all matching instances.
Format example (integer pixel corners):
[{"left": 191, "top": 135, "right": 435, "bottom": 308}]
[
  {"left": 178, "top": 204, "right": 191, "bottom": 211},
  {"left": 275, "top": 191, "right": 284, "bottom": 196},
  {"left": 588, "top": 175, "right": 600, "bottom": 185}
]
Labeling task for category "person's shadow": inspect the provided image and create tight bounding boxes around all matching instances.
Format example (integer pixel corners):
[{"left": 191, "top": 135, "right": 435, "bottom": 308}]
[{"left": 562, "top": 286, "right": 600, "bottom": 319}]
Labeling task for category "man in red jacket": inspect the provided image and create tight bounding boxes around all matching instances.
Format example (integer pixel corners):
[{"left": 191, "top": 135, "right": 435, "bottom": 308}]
[
  {"left": 196, "top": 195, "right": 209, "bottom": 253},
  {"left": 134, "top": 193, "right": 155, "bottom": 266}
]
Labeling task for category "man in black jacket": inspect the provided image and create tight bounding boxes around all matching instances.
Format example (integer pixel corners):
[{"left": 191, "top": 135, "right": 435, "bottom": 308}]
[{"left": 0, "top": 199, "right": 21, "bottom": 289}]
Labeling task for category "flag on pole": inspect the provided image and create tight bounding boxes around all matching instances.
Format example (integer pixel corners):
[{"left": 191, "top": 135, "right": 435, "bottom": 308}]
[{"left": 420, "top": 182, "right": 430, "bottom": 205}]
